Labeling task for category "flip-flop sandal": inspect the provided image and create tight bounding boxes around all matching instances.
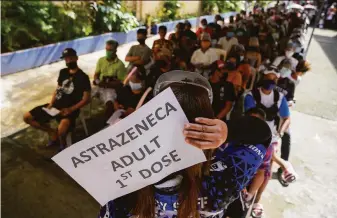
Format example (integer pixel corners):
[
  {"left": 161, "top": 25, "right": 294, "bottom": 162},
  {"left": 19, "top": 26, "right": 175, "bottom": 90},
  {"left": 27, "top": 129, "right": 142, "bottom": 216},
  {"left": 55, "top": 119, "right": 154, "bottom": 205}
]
[
  {"left": 277, "top": 168, "right": 289, "bottom": 187},
  {"left": 282, "top": 162, "right": 298, "bottom": 184},
  {"left": 251, "top": 203, "right": 264, "bottom": 218}
]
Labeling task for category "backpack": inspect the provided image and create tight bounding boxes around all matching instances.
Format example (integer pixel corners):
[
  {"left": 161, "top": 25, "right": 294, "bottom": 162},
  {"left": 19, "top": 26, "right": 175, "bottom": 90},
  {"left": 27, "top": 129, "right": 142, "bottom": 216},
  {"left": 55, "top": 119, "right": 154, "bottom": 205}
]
[{"left": 252, "top": 88, "right": 280, "bottom": 122}]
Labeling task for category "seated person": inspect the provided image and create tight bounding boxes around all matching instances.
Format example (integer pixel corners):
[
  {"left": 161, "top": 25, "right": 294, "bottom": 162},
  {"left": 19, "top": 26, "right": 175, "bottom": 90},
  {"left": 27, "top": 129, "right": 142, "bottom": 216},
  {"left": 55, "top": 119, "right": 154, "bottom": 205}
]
[
  {"left": 232, "top": 45, "right": 252, "bottom": 89},
  {"left": 93, "top": 40, "right": 126, "bottom": 122},
  {"left": 184, "top": 20, "right": 197, "bottom": 42},
  {"left": 152, "top": 25, "right": 173, "bottom": 60},
  {"left": 225, "top": 56, "right": 243, "bottom": 96},
  {"left": 168, "top": 22, "right": 185, "bottom": 52},
  {"left": 209, "top": 60, "right": 236, "bottom": 121},
  {"left": 23, "top": 48, "right": 91, "bottom": 150},
  {"left": 195, "top": 18, "right": 213, "bottom": 39},
  {"left": 191, "top": 32, "right": 218, "bottom": 78},
  {"left": 217, "top": 26, "right": 239, "bottom": 53},
  {"left": 145, "top": 57, "right": 171, "bottom": 89},
  {"left": 246, "top": 37, "right": 262, "bottom": 71},
  {"left": 112, "top": 71, "right": 146, "bottom": 122},
  {"left": 125, "top": 28, "right": 152, "bottom": 75}
]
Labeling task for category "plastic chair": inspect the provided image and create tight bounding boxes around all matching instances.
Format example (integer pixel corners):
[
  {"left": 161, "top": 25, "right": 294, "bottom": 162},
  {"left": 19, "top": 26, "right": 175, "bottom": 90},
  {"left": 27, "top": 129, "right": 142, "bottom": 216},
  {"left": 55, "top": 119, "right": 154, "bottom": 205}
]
[{"left": 65, "top": 112, "right": 89, "bottom": 147}]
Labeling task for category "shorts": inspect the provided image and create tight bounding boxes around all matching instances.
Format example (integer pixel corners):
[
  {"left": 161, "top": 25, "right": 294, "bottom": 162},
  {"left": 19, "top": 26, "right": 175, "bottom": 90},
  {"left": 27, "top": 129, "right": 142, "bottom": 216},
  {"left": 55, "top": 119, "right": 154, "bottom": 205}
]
[
  {"left": 29, "top": 104, "right": 79, "bottom": 128},
  {"left": 259, "top": 143, "right": 274, "bottom": 179},
  {"left": 91, "top": 87, "right": 117, "bottom": 104}
]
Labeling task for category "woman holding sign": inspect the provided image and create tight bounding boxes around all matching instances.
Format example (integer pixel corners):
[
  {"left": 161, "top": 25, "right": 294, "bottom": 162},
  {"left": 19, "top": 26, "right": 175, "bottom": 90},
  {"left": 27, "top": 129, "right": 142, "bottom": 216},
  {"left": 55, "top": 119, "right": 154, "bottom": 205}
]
[{"left": 99, "top": 71, "right": 271, "bottom": 218}]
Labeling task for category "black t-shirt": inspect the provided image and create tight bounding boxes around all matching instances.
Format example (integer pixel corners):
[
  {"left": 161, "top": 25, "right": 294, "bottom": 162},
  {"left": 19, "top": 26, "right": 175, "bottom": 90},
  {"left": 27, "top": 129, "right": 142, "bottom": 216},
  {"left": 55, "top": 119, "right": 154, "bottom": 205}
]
[
  {"left": 210, "top": 80, "right": 236, "bottom": 115},
  {"left": 54, "top": 68, "right": 91, "bottom": 109},
  {"left": 184, "top": 29, "right": 197, "bottom": 41},
  {"left": 116, "top": 86, "right": 143, "bottom": 109},
  {"left": 276, "top": 77, "right": 295, "bottom": 101}
]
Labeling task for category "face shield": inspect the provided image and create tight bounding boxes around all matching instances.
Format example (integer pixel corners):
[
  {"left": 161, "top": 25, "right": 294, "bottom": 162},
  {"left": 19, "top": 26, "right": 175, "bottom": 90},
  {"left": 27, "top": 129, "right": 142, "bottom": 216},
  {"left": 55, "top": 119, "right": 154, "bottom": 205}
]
[{"left": 153, "top": 70, "right": 213, "bottom": 104}]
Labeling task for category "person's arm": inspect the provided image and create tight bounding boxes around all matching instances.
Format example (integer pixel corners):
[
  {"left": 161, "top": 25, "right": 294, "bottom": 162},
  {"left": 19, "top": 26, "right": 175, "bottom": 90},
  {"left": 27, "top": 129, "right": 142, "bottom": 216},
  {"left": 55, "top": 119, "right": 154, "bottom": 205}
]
[
  {"left": 48, "top": 88, "right": 59, "bottom": 108},
  {"left": 125, "top": 47, "right": 141, "bottom": 62},
  {"left": 216, "top": 101, "right": 233, "bottom": 119},
  {"left": 244, "top": 94, "right": 256, "bottom": 112},
  {"left": 93, "top": 59, "right": 101, "bottom": 85},
  {"left": 278, "top": 96, "right": 291, "bottom": 136}
]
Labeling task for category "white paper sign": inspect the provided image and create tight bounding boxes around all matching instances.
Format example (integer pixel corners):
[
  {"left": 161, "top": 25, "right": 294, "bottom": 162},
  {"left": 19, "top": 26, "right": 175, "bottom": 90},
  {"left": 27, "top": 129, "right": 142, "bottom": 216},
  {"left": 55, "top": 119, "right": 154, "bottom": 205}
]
[
  {"left": 52, "top": 88, "right": 206, "bottom": 206},
  {"left": 42, "top": 107, "right": 60, "bottom": 116}
]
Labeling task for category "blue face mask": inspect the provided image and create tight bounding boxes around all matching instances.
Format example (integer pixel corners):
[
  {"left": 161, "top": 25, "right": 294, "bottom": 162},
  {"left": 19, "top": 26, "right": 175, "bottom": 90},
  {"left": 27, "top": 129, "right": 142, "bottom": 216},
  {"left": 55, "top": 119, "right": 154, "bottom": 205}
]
[
  {"left": 227, "top": 32, "right": 234, "bottom": 38},
  {"left": 261, "top": 79, "right": 276, "bottom": 91}
]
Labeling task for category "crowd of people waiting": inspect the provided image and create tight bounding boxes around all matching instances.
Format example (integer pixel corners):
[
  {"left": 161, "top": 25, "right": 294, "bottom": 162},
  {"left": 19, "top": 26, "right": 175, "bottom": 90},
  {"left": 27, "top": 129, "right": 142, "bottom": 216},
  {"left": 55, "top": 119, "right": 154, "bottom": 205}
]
[{"left": 23, "top": 5, "right": 312, "bottom": 218}]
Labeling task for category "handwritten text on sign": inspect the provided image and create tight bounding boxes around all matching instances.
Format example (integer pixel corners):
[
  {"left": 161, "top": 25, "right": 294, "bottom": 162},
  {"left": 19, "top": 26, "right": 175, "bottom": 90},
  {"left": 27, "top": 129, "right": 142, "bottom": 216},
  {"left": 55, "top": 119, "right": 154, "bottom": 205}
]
[{"left": 52, "top": 88, "right": 206, "bottom": 206}]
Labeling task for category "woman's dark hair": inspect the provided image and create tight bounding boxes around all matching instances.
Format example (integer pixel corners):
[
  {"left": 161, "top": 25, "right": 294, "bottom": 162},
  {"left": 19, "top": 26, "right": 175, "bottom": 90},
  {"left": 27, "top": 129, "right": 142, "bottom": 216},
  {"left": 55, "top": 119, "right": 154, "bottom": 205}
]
[
  {"left": 246, "top": 107, "right": 266, "bottom": 120},
  {"left": 132, "top": 83, "right": 214, "bottom": 218},
  {"left": 137, "top": 28, "right": 147, "bottom": 36},
  {"left": 158, "top": 25, "right": 167, "bottom": 32}
]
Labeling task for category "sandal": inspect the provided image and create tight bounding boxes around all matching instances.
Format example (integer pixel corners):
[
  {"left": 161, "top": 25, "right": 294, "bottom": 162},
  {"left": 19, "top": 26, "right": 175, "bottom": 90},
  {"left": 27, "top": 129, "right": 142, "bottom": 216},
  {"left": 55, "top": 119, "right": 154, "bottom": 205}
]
[
  {"left": 277, "top": 168, "right": 289, "bottom": 187},
  {"left": 251, "top": 203, "right": 264, "bottom": 218},
  {"left": 282, "top": 162, "right": 298, "bottom": 184}
]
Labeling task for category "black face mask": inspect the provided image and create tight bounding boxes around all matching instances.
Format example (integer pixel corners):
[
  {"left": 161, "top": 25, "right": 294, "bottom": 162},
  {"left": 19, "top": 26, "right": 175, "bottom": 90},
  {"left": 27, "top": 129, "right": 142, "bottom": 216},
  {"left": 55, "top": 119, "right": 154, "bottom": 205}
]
[
  {"left": 137, "top": 39, "right": 146, "bottom": 44},
  {"left": 66, "top": 61, "right": 78, "bottom": 70},
  {"left": 226, "top": 61, "right": 236, "bottom": 71}
]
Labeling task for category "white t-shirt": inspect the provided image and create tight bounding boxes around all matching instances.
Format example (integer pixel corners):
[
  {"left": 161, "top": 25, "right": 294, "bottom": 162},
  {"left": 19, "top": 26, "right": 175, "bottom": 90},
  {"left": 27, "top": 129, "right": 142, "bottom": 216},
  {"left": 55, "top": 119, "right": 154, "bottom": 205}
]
[
  {"left": 217, "top": 37, "right": 239, "bottom": 53},
  {"left": 248, "top": 89, "right": 284, "bottom": 134},
  {"left": 272, "top": 56, "right": 299, "bottom": 71},
  {"left": 191, "top": 48, "right": 218, "bottom": 77}
]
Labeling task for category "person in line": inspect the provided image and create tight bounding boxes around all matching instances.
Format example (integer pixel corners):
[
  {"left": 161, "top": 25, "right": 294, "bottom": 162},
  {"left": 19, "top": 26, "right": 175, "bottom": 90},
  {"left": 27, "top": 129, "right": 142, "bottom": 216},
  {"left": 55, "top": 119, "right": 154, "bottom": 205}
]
[
  {"left": 111, "top": 71, "right": 145, "bottom": 123},
  {"left": 98, "top": 70, "right": 272, "bottom": 218},
  {"left": 244, "top": 68, "right": 298, "bottom": 217},
  {"left": 272, "top": 42, "right": 298, "bottom": 71},
  {"left": 152, "top": 25, "right": 173, "bottom": 61},
  {"left": 275, "top": 59, "right": 310, "bottom": 183},
  {"left": 23, "top": 48, "right": 91, "bottom": 150},
  {"left": 232, "top": 44, "right": 252, "bottom": 90},
  {"left": 169, "top": 22, "right": 185, "bottom": 52},
  {"left": 125, "top": 28, "right": 152, "bottom": 75},
  {"left": 191, "top": 32, "right": 218, "bottom": 78},
  {"left": 217, "top": 26, "right": 239, "bottom": 53},
  {"left": 225, "top": 56, "right": 243, "bottom": 96},
  {"left": 184, "top": 20, "right": 197, "bottom": 42},
  {"left": 195, "top": 18, "right": 213, "bottom": 39},
  {"left": 93, "top": 40, "right": 126, "bottom": 123},
  {"left": 146, "top": 57, "right": 171, "bottom": 89},
  {"left": 209, "top": 60, "right": 236, "bottom": 121},
  {"left": 245, "top": 37, "right": 262, "bottom": 72}
]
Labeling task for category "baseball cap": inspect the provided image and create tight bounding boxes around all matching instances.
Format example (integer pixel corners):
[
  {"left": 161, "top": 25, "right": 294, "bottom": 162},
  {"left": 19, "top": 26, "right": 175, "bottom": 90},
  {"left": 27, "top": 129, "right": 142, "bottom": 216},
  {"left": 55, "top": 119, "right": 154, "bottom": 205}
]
[
  {"left": 153, "top": 70, "right": 213, "bottom": 103},
  {"left": 60, "top": 48, "right": 77, "bottom": 59},
  {"left": 200, "top": 32, "right": 211, "bottom": 42}
]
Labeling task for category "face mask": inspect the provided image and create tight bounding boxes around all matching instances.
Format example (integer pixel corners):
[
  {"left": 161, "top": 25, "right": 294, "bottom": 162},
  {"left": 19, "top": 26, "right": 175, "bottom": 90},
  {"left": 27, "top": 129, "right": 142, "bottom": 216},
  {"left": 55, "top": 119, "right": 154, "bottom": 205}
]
[
  {"left": 66, "top": 61, "right": 78, "bottom": 70},
  {"left": 240, "top": 55, "right": 244, "bottom": 61},
  {"left": 226, "top": 61, "right": 236, "bottom": 71},
  {"left": 226, "top": 32, "right": 234, "bottom": 38},
  {"left": 129, "top": 81, "right": 142, "bottom": 91},
  {"left": 106, "top": 50, "right": 116, "bottom": 59},
  {"left": 237, "top": 31, "right": 244, "bottom": 36},
  {"left": 137, "top": 39, "right": 146, "bottom": 44},
  {"left": 261, "top": 79, "right": 276, "bottom": 91},
  {"left": 295, "top": 47, "right": 302, "bottom": 53},
  {"left": 201, "top": 25, "right": 206, "bottom": 29},
  {"left": 211, "top": 39, "right": 217, "bottom": 47},
  {"left": 285, "top": 50, "right": 294, "bottom": 58},
  {"left": 280, "top": 67, "right": 291, "bottom": 78}
]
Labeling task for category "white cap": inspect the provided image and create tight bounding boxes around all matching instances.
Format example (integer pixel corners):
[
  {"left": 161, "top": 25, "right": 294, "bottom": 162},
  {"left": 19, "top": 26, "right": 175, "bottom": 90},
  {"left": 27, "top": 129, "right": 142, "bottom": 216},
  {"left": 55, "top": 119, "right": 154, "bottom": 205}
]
[{"left": 263, "top": 66, "right": 280, "bottom": 78}]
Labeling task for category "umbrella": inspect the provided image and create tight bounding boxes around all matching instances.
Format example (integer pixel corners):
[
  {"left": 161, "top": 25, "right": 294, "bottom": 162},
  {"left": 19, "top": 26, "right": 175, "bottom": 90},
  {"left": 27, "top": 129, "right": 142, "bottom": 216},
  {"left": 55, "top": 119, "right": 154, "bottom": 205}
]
[
  {"left": 287, "top": 3, "right": 304, "bottom": 11},
  {"left": 304, "top": 5, "right": 317, "bottom": 10}
]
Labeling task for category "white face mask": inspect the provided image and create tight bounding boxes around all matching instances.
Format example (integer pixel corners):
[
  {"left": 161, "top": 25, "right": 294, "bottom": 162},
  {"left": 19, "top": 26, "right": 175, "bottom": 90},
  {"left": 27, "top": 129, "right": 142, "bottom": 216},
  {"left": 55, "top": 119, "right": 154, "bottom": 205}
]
[
  {"left": 285, "top": 50, "right": 294, "bottom": 58},
  {"left": 272, "top": 33, "right": 280, "bottom": 40},
  {"left": 201, "top": 25, "right": 206, "bottom": 29},
  {"left": 211, "top": 39, "right": 217, "bottom": 47},
  {"left": 240, "top": 55, "right": 244, "bottom": 61},
  {"left": 295, "top": 47, "right": 302, "bottom": 53},
  {"left": 129, "top": 81, "right": 142, "bottom": 91},
  {"left": 280, "top": 67, "right": 291, "bottom": 78}
]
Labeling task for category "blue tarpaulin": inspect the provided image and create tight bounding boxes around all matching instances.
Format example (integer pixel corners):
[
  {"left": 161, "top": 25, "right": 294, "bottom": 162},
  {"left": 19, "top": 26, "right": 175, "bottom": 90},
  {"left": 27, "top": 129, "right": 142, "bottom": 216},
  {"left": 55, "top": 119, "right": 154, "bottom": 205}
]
[{"left": 1, "top": 12, "right": 236, "bottom": 76}]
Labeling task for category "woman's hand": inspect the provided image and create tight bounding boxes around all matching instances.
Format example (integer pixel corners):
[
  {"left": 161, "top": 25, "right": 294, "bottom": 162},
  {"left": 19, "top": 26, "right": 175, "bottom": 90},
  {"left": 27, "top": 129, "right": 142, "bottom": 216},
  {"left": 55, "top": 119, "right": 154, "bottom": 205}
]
[{"left": 183, "top": 118, "right": 228, "bottom": 150}]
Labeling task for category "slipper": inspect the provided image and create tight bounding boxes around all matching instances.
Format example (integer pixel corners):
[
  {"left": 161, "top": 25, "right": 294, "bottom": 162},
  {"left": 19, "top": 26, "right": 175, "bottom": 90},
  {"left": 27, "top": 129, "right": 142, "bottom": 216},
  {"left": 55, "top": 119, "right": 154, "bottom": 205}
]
[
  {"left": 251, "top": 203, "right": 264, "bottom": 218},
  {"left": 282, "top": 162, "right": 299, "bottom": 184},
  {"left": 277, "top": 168, "right": 289, "bottom": 187}
]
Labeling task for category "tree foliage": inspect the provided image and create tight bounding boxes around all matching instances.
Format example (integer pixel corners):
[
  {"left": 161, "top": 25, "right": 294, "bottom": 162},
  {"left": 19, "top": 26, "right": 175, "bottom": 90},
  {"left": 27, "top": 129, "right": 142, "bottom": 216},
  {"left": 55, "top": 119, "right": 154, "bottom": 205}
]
[{"left": 1, "top": 0, "right": 139, "bottom": 53}]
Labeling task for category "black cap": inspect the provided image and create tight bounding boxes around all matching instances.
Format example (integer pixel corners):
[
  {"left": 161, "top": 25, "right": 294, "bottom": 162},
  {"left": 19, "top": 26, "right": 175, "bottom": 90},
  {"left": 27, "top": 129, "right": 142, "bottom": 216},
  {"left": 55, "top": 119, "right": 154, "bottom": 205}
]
[{"left": 60, "top": 48, "right": 77, "bottom": 59}]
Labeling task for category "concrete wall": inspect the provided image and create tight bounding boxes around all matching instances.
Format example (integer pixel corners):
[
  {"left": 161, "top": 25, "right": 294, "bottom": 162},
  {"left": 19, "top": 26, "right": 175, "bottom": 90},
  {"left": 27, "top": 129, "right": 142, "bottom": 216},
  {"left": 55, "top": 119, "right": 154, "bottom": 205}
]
[{"left": 125, "top": 0, "right": 201, "bottom": 21}]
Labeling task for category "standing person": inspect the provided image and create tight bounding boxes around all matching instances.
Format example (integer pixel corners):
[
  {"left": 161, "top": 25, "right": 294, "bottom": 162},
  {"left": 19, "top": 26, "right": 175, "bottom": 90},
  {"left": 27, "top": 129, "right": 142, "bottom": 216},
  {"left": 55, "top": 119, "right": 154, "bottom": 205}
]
[
  {"left": 23, "top": 48, "right": 91, "bottom": 150},
  {"left": 191, "top": 32, "right": 218, "bottom": 78},
  {"left": 93, "top": 40, "right": 126, "bottom": 123},
  {"left": 244, "top": 68, "right": 298, "bottom": 218},
  {"left": 152, "top": 26, "right": 173, "bottom": 61},
  {"left": 217, "top": 26, "right": 239, "bottom": 53},
  {"left": 209, "top": 60, "right": 236, "bottom": 121},
  {"left": 125, "top": 28, "right": 152, "bottom": 75},
  {"left": 98, "top": 70, "right": 272, "bottom": 218},
  {"left": 195, "top": 18, "right": 213, "bottom": 39}
]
